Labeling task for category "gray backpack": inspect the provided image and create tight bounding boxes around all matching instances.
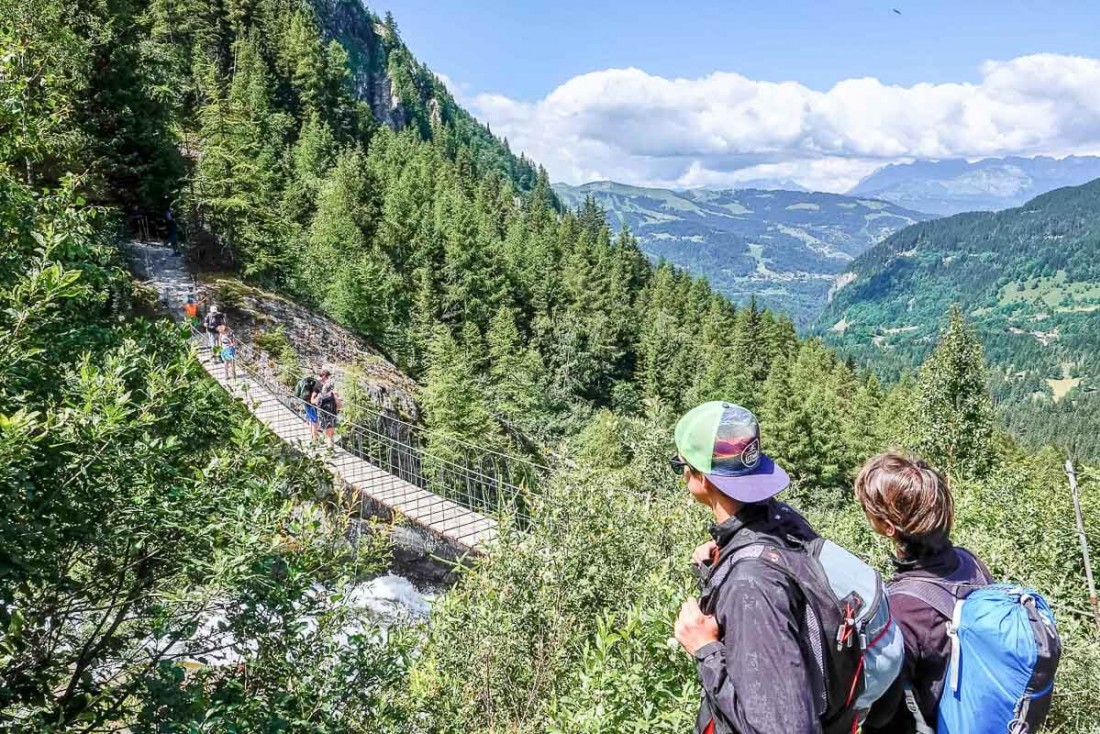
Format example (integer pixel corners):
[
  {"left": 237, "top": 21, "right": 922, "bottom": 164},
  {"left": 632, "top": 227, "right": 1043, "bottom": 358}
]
[{"left": 702, "top": 537, "right": 904, "bottom": 733}]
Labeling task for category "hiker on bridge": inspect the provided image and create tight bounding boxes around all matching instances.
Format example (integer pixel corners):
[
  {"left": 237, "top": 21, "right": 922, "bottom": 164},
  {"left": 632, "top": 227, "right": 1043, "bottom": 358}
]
[
  {"left": 182, "top": 291, "right": 202, "bottom": 330},
  {"left": 671, "top": 401, "right": 900, "bottom": 734},
  {"left": 312, "top": 369, "right": 340, "bottom": 447},
  {"left": 203, "top": 305, "right": 225, "bottom": 357},
  {"left": 296, "top": 370, "right": 321, "bottom": 440},
  {"left": 217, "top": 324, "right": 237, "bottom": 381}
]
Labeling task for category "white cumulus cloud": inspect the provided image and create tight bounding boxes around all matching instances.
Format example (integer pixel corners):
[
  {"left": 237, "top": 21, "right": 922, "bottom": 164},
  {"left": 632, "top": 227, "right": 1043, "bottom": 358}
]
[{"left": 463, "top": 54, "right": 1100, "bottom": 192}]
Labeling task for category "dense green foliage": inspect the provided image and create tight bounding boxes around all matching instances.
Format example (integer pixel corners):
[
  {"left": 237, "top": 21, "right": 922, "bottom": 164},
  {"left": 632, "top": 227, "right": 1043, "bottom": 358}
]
[
  {"left": 411, "top": 370, "right": 1100, "bottom": 733},
  {"left": 4, "top": 0, "right": 1099, "bottom": 732},
  {"left": 0, "top": 175, "right": 416, "bottom": 731},
  {"left": 819, "top": 180, "right": 1100, "bottom": 460},
  {"left": 1, "top": 7, "right": 411, "bottom": 729},
  {"left": 555, "top": 182, "right": 927, "bottom": 327}
]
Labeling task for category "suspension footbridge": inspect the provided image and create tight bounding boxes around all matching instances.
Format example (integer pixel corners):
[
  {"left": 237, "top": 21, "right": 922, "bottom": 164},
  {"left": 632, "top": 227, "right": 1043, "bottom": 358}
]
[{"left": 125, "top": 243, "right": 545, "bottom": 557}]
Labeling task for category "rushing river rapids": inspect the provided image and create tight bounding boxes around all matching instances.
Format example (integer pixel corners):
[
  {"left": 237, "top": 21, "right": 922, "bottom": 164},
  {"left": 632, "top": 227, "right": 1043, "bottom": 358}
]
[{"left": 158, "top": 572, "right": 438, "bottom": 672}]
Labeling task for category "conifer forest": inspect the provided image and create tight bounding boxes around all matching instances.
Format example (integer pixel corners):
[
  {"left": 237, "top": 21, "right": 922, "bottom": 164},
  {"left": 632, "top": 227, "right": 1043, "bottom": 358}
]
[{"left": 2, "top": 1, "right": 1098, "bottom": 732}]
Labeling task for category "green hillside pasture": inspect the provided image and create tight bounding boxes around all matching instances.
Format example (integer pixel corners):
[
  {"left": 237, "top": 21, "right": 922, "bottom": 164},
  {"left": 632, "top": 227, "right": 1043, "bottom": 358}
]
[{"left": 999, "top": 270, "right": 1100, "bottom": 311}]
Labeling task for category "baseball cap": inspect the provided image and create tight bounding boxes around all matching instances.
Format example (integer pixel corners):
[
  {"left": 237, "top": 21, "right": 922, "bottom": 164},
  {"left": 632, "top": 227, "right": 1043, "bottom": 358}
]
[{"left": 674, "top": 401, "right": 789, "bottom": 503}]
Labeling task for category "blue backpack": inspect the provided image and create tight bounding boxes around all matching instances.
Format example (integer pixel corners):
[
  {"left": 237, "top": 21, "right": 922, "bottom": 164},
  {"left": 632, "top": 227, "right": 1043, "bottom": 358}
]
[{"left": 891, "top": 551, "right": 1061, "bottom": 734}]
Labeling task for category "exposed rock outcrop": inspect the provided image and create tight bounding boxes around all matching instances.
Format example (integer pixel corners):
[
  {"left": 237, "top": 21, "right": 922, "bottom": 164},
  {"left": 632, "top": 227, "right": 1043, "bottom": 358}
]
[
  {"left": 202, "top": 277, "right": 419, "bottom": 421},
  {"left": 309, "top": 0, "right": 407, "bottom": 130}
]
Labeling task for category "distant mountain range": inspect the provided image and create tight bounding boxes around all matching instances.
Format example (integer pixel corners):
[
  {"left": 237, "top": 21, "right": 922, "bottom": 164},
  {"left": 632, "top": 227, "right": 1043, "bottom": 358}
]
[
  {"left": 848, "top": 155, "right": 1100, "bottom": 215},
  {"left": 553, "top": 181, "right": 928, "bottom": 326}
]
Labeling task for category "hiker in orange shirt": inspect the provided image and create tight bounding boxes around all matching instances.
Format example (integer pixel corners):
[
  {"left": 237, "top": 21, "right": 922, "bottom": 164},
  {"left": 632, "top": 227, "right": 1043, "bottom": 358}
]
[{"left": 183, "top": 293, "right": 201, "bottom": 330}]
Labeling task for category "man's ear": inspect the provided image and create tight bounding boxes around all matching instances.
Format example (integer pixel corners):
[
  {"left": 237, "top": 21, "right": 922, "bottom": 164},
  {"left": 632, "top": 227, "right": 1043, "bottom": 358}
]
[{"left": 880, "top": 519, "right": 897, "bottom": 538}]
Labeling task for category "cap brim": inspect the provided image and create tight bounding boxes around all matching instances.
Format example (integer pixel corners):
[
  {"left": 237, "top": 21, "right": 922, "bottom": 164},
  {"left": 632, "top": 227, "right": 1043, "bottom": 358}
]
[{"left": 705, "top": 454, "right": 789, "bottom": 503}]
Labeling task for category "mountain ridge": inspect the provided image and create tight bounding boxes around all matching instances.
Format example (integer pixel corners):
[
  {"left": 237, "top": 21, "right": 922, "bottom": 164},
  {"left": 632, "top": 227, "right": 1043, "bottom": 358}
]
[
  {"left": 848, "top": 155, "right": 1100, "bottom": 215},
  {"left": 818, "top": 177, "right": 1100, "bottom": 456},
  {"left": 554, "top": 180, "right": 930, "bottom": 326}
]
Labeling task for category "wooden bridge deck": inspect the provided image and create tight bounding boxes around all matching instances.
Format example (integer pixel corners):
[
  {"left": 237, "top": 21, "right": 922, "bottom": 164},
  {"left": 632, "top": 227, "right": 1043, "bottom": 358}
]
[{"left": 196, "top": 350, "right": 499, "bottom": 555}]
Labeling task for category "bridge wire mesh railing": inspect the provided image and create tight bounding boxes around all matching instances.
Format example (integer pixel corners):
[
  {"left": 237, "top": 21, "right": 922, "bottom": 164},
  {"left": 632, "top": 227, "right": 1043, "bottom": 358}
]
[{"left": 188, "top": 323, "right": 546, "bottom": 532}]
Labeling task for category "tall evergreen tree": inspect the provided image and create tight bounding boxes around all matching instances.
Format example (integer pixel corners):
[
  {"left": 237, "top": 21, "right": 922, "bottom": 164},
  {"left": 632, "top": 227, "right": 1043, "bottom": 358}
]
[
  {"left": 191, "top": 36, "right": 290, "bottom": 277},
  {"left": 487, "top": 306, "right": 547, "bottom": 432},
  {"left": 910, "top": 306, "right": 995, "bottom": 480},
  {"left": 421, "top": 324, "right": 500, "bottom": 448}
]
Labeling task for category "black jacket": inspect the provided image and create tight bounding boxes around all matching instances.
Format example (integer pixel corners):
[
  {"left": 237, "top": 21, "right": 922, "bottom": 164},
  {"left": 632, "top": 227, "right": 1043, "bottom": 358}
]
[{"left": 693, "top": 500, "right": 822, "bottom": 734}]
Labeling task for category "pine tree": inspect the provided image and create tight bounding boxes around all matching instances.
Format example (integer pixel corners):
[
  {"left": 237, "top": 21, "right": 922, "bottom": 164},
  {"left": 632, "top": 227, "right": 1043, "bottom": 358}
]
[
  {"left": 910, "top": 306, "right": 995, "bottom": 480},
  {"left": 844, "top": 371, "right": 889, "bottom": 471},
  {"left": 282, "top": 112, "right": 335, "bottom": 224},
  {"left": 487, "top": 306, "right": 547, "bottom": 431},
  {"left": 421, "top": 325, "right": 499, "bottom": 447},
  {"left": 761, "top": 341, "right": 848, "bottom": 489},
  {"left": 191, "top": 36, "right": 290, "bottom": 279},
  {"left": 688, "top": 294, "right": 741, "bottom": 406},
  {"left": 733, "top": 295, "right": 767, "bottom": 386},
  {"left": 303, "top": 148, "right": 396, "bottom": 343}
]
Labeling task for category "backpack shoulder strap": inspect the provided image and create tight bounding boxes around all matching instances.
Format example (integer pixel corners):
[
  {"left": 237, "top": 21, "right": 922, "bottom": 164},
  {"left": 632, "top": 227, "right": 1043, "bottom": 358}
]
[
  {"left": 707, "top": 543, "right": 769, "bottom": 588},
  {"left": 701, "top": 542, "right": 785, "bottom": 614},
  {"left": 889, "top": 548, "right": 985, "bottom": 619},
  {"left": 889, "top": 579, "right": 958, "bottom": 621},
  {"left": 955, "top": 547, "right": 993, "bottom": 584}
]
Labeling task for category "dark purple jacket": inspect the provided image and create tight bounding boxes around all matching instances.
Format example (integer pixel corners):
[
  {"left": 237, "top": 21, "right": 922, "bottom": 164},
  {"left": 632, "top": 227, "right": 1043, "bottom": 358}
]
[
  {"left": 863, "top": 543, "right": 991, "bottom": 733},
  {"left": 692, "top": 500, "right": 822, "bottom": 734}
]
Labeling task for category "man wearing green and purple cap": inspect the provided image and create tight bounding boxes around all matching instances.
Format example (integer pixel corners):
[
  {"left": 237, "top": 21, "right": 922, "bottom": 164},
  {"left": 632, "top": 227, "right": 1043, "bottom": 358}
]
[{"left": 671, "top": 401, "right": 822, "bottom": 734}]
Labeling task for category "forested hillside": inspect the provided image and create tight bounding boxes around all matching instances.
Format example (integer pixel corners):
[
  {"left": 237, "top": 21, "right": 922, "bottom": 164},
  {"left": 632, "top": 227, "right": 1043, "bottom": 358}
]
[
  {"left": 555, "top": 181, "right": 927, "bottom": 326},
  {"left": 4, "top": 0, "right": 1100, "bottom": 732},
  {"left": 819, "top": 180, "right": 1100, "bottom": 458}
]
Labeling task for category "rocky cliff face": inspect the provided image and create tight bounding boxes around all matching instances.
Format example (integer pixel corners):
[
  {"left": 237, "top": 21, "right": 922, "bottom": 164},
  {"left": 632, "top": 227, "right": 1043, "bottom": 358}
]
[
  {"left": 310, "top": 0, "right": 407, "bottom": 130},
  {"left": 308, "top": 1, "right": 537, "bottom": 194}
]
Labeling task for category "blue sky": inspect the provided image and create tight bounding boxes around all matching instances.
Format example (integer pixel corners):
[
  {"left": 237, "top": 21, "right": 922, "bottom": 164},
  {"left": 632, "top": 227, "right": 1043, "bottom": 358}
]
[
  {"left": 376, "top": 1, "right": 1100, "bottom": 191},
  {"left": 378, "top": 1, "right": 1100, "bottom": 99}
]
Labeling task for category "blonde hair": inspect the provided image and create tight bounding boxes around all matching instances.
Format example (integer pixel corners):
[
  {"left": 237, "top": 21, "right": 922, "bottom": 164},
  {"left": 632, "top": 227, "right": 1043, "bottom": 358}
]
[{"left": 854, "top": 452, "right": 954, "bottom": 552}]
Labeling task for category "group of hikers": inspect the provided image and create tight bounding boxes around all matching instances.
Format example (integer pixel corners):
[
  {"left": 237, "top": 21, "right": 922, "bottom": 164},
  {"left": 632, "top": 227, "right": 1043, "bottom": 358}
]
[
  {"left": 295, "top": 369, "right": 341, "bottom": 447},
  {"left": 183, "top": 296, "right": 238, "bottom": 381},
  {"left": 670, "top": 401, "right": 1060, "bottom": 734},
  {"left": 182, "top": 293, "right": 341, "bottom": 447},
  {"left": 172, "top": 281, "right": 1058, "bottom": 732}
]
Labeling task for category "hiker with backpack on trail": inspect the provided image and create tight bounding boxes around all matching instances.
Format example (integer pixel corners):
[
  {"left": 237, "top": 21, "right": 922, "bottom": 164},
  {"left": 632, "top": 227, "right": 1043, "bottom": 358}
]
[
  {"left": 296, "top": 370, "right": 320, "bottom": 440},
  {"left": 204, "top": 305, "right": 225, "bottom": 358},
  {"left": 217, "top": 324, "right": 237, "bottom": 381},
  {"left": 671, "top": 402, "right": 902, "bottom": 734},
  {"left": 182, "top": 292, "right": 201, "bottom": 330},
  {"left": 856, "top": 453, "right": 1061, "bottom": 734},
  {"left": 312, "top": 369, "right": 340, "bottom": 448}
]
